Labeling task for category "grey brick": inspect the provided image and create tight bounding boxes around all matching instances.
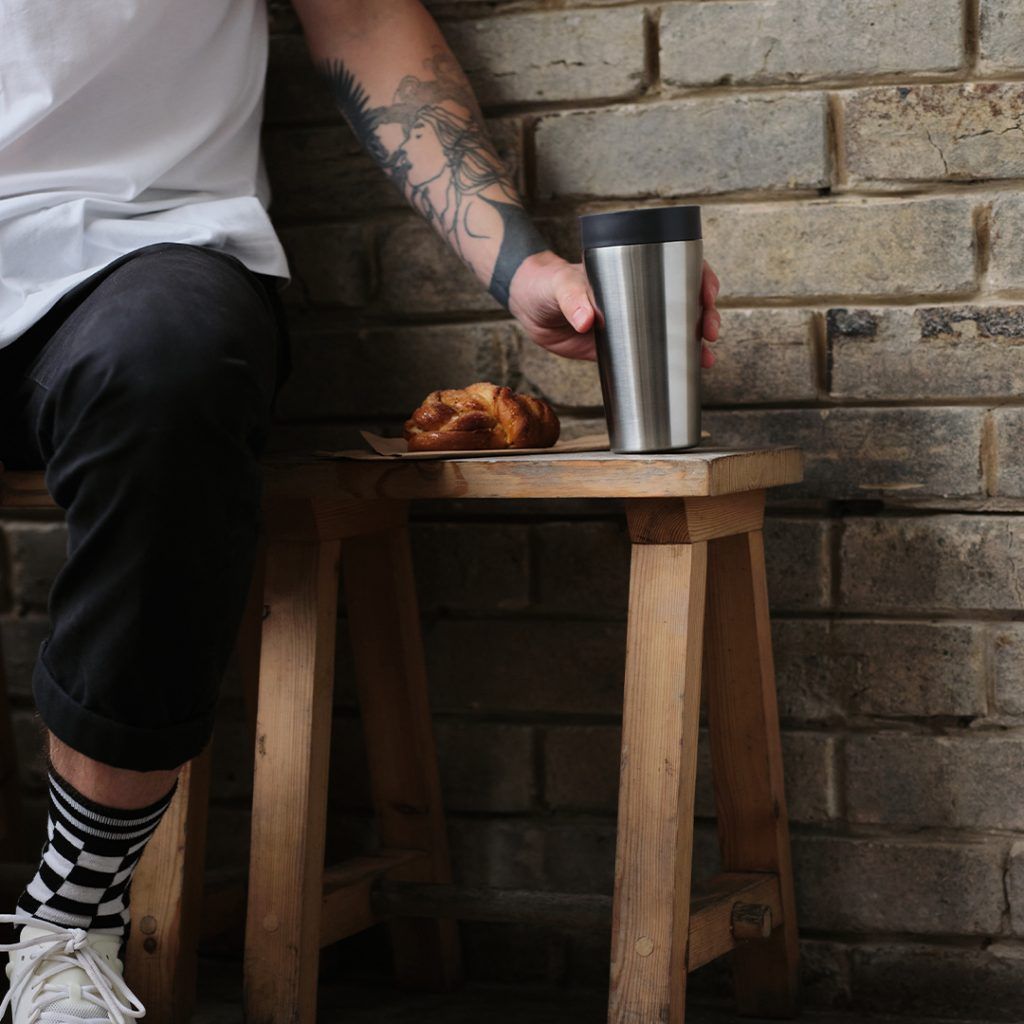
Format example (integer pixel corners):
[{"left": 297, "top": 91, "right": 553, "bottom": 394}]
[
  {"left": 377, "top": 217, "right": 500, "bottom": 315},
  {"left": 704, "top": 198, "right": 976, "bottom": 301},
  {"left": 704, "top": 406, "right": 985, "bottom": 500},
  {"left": 847, "top": 734, "right": 1024, "bottom": 830},
  {"left": 844, "top": 84, "right": 1024, "bottom": 183},
  {"left": 703, "top": 309, "right": 817, "bottom": 405},
  {"left": 435, "top": 720, "right": 536, "bottom": 812},
  {"left": 278, "top": 223, "right": 371, "bottom": 308},
  {"left": 994, "top": 406, "right": 1024, "bottom": 497},
  {"left": 763, "top": 517, "right": 833, "bottom": 612},
  {"left": 543, "top": 725, "right": 621, "bottom": 813},
  {"left": 828, "top": 306, "right": 1024, "bottom": 401},
  {"left": 1010, "top": 840, "right": 1024, "bottom": 936},
  {"left": 3, "top": 524, "right": 66, "bottom": 613},
  {"left": 840, "top": 516, "right": 1024, "bottom": 614},
  {"left": 833, "top": 621, "right": 987, "bottom": 718},
  {"left": 852, "top": 941, "right": 1024, "bottom": 1020},
  {"left": 412, "top": 522, "right": 530, "bottom": 614},
  {"left": 518, "top": 338, "right": 602, "bottom": 410},
  {"left": 793, "top": 834, "right": 1006, "bottom": 935},
  {"left": 531, "top": 520, "right": 630, "bottom": 618},
  {"left": 773, "top": 619, "right": 844, "bottom": 722},
  {"left": 425, "top": 620, "right": 626, "bottom": 716},
  {"left": 782, "top": 731, "right": 839, "bottom": 824},
  {"left": 661, "top": 0, "right": 963, "bottom": 87},
  {"left": 443, "top": 8, "right": 646, "bottom": 106},
  {"left": 445, "top": 818, "right": 547, "bottom": 890},
  {"left": 535, "top": 94, "right": 829, "bottom": 200},
  {"left": 542, "top": 819, "right": 618, "bottom": 894},
  {"left": 989, "top": 194, "right": 1024, "bottom": 291},
  {"left": 277, "top": 322, "right": 519, "bottom": 419},
  {"left": 993, "top": 625, "right": 1024, "bottom": 715},
  {"left": 980, "top": 0, "right": 1024, "bottom": 73},
  {"left": 0, "top": 615, "right": 48, "bottom": 700}
]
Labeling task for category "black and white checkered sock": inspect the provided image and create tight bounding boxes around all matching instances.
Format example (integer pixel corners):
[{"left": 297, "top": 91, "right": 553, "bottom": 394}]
[{"left": 16, "top": 767, "right": 177, "bottom": 937}]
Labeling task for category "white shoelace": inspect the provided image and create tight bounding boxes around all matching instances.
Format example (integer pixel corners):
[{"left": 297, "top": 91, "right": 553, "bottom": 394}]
[{"left": 0, "top": 916, "right": 145, "bottom": 1024}]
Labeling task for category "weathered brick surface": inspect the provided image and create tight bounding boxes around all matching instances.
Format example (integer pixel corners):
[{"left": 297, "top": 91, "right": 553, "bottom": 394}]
[
  {"left": 411, "top": 521, "right": 529, "bottom": 613},
  {"left": 434, "top": 720, "right": 536, "bottom": 812},
  {"left": 377, "top": 217, "right": 500, "bottom": 315},
  {"left": 851, "top": 941, "right": 1024, "bottom": 1021},
  {"left": 781, "top": 731, "right": 840, "bottom": 824},
  {"left": 840, "top": 517, "right": 1024, "bottom": 614},
  {"left": 1010, "top": 841, "right": 1024, "bottom": 936},
  {"left": 0, "top": 615, "right": 47, "bottom": 700},
  {"left": 704, "top": 406, "right": 985, "bottom": 500},
  {"left": 843, "top": 84, "right": 1024, "bottom": 183},
  {"left": 980, "top": 0, "right": 1024, "bottom": 73},
  {"left": 793, "top": 835, "right": 1007, "bottom": 935},
  {"left": 277, "top": 322, "right": 519, "bottom": 419},
  {"left": 278, "top": 223, "right": 371, "bottom": 308},
  {"left": 993, "top": 407, "right": 1024, "bottom": 497},
  {"left": 703, "top": 308, "right": 817, "bottom": 405},
  {"left": 535, "top": 94, "right": 829, "bottom": 200},
  {"left": 847, "top": 734, "right": 1024, "bottom": 830},
  {"left": 1, "top": 524, "right": 66, "bottom": 613},
  {"left": 531, "top": 520, "right": 631, "bottom": 618},
  {"left": 442, "top": 9, "right": 647, "bottom": 107},
  {"left": 992, "top": 625, "right": 1024, "bottom": 716},
  {"left": 543, "top": 725, "right": 621, "bottom": 813},
  {"left": 703, "top": 198, "right": 976, "bottom": 301},
  {"left": 772, "top": 619, "right": 843, "bottom": 722},
  {"left": 763, "top": 517, "right": 833, "bottom": 612},
  {"left": 775, "top": 619, "right": 987, "bottom": 721},
  {"left": 519, "top": 338, "right": 602, "bottom": 410},
  {"left": 832, "top": 621, "right": 987, "bottom": 718},
  {"left": 989, "top": 193, "right": 1024, "bottom": 292},
  {"left": 828, "top": 306, "right": 1024, "bottom": 401},
  {"left": 661, "top": 0, "right": 963, "bottom": 87},
  {"left": 424, "top": 620, "right": 626, "bottom": 716}
]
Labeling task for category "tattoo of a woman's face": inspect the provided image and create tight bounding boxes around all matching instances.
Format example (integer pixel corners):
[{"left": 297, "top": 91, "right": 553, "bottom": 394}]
[{"left": 318, "top": 51, "right": 547, "bottom": 306}]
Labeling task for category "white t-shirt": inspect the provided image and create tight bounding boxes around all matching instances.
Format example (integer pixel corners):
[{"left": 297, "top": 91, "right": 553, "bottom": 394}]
[{"left": 0, "top": 0, "right": 290, "bottom": 349}]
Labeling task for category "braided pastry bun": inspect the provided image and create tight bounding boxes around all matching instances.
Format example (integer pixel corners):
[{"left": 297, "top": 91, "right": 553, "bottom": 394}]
[{"left": 403, "top": 382, "right": 560, "bottom": 452}]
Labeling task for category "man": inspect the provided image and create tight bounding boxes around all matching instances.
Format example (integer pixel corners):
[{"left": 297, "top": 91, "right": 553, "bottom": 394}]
[{"left": 0, "top": 1, "right": 721, "bottom": 1020}]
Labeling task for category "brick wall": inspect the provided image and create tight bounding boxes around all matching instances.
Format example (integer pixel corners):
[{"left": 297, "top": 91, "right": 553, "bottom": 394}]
[{"left": 4, "top": 0, "right": 1024, "bottom": 1017}]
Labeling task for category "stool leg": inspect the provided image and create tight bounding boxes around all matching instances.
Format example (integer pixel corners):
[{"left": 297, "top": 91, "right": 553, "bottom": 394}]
[
  {"left": 245, "top": 538, "right": 340, "bottom": 1024},
  {"left": 704, "top": 530, "right": 800, "bottom": 1017},
  {"left": 609, "top": 541, "right": 708, "bottom": 1024},
  {"left": 126, "top": 749, "right": 211, "bottom": 1024},
  {"left": 0, "top": 643, "right": 25, "bottom": 862},
  {"left": 340, "top": 520, "right": 462, "bottom": 990}
]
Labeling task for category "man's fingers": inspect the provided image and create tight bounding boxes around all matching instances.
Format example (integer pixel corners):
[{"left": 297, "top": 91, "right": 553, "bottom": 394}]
[
  {"left": 703, "top": 308, "right": 721, "bottom": 342},
  {"left": 701, "top": 342, "right": 716, "bottom": 369},
  {"left": 558, "top": 287, "right": 595, "bottom": 334},
  {"left": 701, "top": 262, "right": 720, "bottom": 307}
]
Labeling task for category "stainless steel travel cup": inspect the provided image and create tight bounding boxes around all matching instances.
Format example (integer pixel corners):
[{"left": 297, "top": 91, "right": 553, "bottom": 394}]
[{"left": 580, "top": 205, "right": 704, "bottom": 453}]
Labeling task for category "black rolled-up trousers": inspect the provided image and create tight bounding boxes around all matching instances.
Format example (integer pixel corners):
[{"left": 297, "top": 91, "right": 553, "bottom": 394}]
[{"left": 0, "top": 243, "right": 290, "bottom": 772}]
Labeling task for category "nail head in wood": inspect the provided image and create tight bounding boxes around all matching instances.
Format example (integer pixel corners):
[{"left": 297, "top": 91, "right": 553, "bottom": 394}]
[{"left": 731, "top": 902, "right": 772, "bottom": 940}]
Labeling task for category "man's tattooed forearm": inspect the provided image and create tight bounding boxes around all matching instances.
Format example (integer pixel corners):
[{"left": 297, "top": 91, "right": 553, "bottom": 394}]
[{"left": 317, "top": 51, "right": 549, "bottom": 306}]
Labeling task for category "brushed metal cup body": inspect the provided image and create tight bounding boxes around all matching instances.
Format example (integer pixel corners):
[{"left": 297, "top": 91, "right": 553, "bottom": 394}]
[{"left": 581, "top": 207, "right": 704, "bottom": 454}]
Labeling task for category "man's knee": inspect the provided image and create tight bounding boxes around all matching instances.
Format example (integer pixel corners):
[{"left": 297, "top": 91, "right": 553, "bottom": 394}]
[{"left": 46, "top": 244, "right": 279, "bottom": 441}]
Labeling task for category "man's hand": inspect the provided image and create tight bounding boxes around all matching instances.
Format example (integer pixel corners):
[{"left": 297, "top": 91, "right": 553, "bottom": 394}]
[{"left": 508, "top": 252, "right": 721, "bottom": 367}]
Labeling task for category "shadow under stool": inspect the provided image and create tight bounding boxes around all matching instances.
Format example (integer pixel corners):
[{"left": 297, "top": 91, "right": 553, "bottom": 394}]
[
  {"left": 245, "top": 445, "right": 805, "bottom": 1024},
  {"left": 0, "top": 468, "right": 214, "bottom": 1024}
]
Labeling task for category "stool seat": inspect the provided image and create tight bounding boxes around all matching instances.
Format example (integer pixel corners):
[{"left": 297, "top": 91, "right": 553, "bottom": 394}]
[{"left": 262, "top": 446, "right": 803, "bottom": 500}]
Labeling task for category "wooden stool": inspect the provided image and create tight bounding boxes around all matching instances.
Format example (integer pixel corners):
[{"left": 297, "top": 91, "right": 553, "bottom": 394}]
[
  {"left": 0, "top": 470, "right": 211, "bottom": 1024},
  {"left": 246, "top": 446, "right": 804, "bottom": 1024}
]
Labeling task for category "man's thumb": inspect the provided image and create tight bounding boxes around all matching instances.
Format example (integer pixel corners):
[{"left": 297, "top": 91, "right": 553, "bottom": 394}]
[{"left": 559, "top": 289, "right": 595, "bottom": 334}]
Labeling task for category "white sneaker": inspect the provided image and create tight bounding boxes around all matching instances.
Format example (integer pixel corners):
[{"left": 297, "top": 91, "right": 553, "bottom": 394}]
[{"left": 0, "top": 916, "right": 145, "bottom": 1024}]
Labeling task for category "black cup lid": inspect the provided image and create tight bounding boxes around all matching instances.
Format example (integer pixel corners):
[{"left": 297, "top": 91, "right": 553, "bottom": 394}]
[{"left": 579, "top": 205, "right": 702, "bottom": 250}]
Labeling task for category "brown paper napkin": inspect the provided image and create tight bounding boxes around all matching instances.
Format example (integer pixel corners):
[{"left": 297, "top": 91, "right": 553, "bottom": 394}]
[{"left": 314, "top": 430, "right": 612, "bottom": 461}]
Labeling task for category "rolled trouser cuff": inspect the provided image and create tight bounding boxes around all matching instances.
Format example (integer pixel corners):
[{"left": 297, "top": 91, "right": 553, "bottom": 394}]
[{"left": 32, "top": 640, "right": 215, "bottom": 771}]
